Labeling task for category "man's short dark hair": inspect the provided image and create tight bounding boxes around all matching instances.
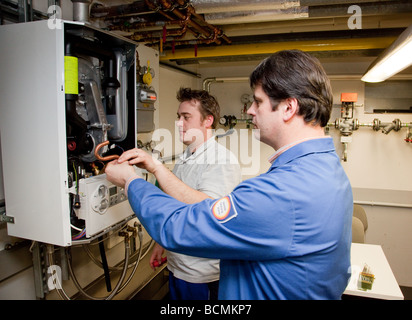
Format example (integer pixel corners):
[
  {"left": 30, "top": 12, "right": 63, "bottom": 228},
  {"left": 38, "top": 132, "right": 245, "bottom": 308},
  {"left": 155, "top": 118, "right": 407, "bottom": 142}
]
[
  {"left": 250, "top": 50, "right": 333, "bottom": 127},
  {"left": 177, "top": 88, "right": 220, "bottom": 129}
]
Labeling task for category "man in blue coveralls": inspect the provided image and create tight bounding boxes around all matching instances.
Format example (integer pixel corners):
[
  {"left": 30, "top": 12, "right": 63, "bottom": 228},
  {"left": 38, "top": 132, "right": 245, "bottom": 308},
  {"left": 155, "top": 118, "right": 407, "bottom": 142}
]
[{"left": 106, "top": 50, "right": 353, "bottom": 300}]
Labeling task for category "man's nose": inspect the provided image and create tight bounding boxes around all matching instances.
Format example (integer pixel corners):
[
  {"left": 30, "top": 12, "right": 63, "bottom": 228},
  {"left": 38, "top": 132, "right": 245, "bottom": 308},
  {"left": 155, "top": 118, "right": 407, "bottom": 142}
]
[{"left": 247, "top": 102, "right": 256, "bottom": 115}]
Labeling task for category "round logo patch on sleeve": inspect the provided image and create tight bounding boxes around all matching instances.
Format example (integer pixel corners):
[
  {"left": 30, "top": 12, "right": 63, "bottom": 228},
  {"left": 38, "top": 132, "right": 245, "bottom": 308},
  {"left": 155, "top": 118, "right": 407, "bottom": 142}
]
[{"left": 211, "top": 195, "right": 238, "bottom": 223}]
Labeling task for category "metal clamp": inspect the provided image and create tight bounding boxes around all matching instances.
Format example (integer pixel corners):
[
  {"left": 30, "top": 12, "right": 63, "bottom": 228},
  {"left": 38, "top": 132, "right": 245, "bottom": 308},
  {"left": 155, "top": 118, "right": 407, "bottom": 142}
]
[{"left": 0, "top": 207, "right": 14, "bottom": 224}]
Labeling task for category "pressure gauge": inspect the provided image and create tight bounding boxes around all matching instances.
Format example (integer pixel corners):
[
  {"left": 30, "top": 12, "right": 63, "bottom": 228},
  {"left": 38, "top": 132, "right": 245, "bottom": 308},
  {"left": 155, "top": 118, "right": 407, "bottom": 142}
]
[{"left": 241, "top": 94, "right": 250, "bottom": 104}]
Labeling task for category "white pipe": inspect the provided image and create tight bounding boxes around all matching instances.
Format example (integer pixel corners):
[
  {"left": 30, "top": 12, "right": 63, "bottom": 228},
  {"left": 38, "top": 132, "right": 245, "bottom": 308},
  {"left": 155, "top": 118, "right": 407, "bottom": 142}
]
[
  {"left": 192, "top": 0, "right": 300, "bottom": 14},
  {"left": 203, "top": 74, "right": 412, "bottom": 91},
  {"left": 203, "top": 7, "right": 308, "bottom": 25},
  {"left": 203, "top": 77, "right": 249, "bottom": 91},
  {"left": 354, "top": 200, "right": 412, "bottom": 209}
]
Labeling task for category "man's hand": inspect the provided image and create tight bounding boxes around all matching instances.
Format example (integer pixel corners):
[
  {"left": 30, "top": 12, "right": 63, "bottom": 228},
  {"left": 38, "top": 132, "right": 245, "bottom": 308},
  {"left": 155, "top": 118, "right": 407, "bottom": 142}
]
[
  {"left": 105, "top": 159, "right": 140, "bottom": 188},
  {"left": 117, "top": 148, "right": 163, "bottom": 175},
  {"left": 149, "top": 243, "right": 166, "bottom": 270}
]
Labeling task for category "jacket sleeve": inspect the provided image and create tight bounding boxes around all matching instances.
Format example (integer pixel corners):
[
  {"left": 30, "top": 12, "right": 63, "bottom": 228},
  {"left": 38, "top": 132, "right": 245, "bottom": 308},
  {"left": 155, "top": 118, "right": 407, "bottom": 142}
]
[{"left": 127, "top": 176, "right": 293, "bottom": 261}]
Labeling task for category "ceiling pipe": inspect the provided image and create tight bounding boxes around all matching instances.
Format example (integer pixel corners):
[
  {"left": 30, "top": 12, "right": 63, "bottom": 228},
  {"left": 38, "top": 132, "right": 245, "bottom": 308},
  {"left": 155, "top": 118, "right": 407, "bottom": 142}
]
[
  {"left": 203, "top": 6, "right": 308, "bottom": 25},
  {"left": 143, "top": 0, "right": 209, "bottom": 44},
  {"left": 90, "top": 0, "right": 151, "bottom": 18},
  {"left": 95, "top": 0, "right": 230, "bottom": 48},
  {"left": 202, "top": 73, "right": 412, "bottom": 92},
  {"left": 154, "top": 0, "right": 223, "bottom": 44},
  {"left": 109, "top": 19, "right": 182, "bottom": 31},
  {"left": 162, "top": 36, "right": 396, "bottom": 61},
  {"left": 192, "top": 0, "right": 300, "bottom": 14},
  {"left": 139, "top": 0, "right": 231, "bottom": 47},
  {"left": 130, "top": 23, "right": 188, "bottom": 42},
  {"left": 301, "top": 0, "right": 403, "bottom": 6}
]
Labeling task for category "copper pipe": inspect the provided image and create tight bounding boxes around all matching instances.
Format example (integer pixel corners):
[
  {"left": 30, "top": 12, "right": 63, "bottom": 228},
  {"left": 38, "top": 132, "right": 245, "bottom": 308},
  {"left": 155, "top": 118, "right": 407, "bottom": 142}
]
[
  {"left": 109, "top": 19, "right": 181, "bottom": 31},
  {"left": 186, "top": 5, "right": 231, "bottom": 44},
  {"left": 94, "top": 140, "right": 119, "bottom": 162},
  {"left": 145, "top": 0, "right": 221, "bottom": 44},
  {"left": 144, "top": 0, "right": 199, "bottom": 40},
  {"left": 131, "top": 26, "right": 188, "bottom": 42}
]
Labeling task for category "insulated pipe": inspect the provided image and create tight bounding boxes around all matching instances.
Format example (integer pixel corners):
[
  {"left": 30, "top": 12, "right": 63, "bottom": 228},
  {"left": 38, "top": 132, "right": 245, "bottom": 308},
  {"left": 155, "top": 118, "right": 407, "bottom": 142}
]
[
  {"left": 160, "top": 36, "right": 396, "bottom": 60},
  {"left": 90, "top": 0, "right": 149, "bottom": 18},
  {"left": 192, "top": 0, "right": 299, "bottom": 13}
]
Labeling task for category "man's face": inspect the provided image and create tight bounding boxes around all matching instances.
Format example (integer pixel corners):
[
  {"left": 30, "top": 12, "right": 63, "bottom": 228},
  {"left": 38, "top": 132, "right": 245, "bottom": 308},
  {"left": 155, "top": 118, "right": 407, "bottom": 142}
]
[
  {"left": 176, "top": 100, "right": 210, "bottom": 147},
  {"left": 247, "top": 84, "right": 283, "bottom": 148}
]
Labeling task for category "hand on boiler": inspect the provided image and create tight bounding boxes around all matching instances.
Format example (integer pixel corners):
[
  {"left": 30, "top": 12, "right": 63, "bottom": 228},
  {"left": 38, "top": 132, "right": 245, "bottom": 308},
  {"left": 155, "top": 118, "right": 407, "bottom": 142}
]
[
  {"left": 116, "top": 148, "right": 163, "bottom": 175},
  {"left": 105, "top": 158, "right": 141, "bottom": 188}
]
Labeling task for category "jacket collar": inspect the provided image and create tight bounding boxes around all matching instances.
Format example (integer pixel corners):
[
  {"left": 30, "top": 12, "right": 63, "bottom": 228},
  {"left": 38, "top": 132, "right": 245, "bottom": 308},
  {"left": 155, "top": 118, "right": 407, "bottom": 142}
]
[{"left": 268, "top": 137, "right": 335, "bottom": 168}]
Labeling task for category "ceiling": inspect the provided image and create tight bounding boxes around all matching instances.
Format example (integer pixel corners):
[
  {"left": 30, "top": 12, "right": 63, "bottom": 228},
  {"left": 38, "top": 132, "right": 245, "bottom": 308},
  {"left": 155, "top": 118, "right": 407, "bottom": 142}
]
[
  {"left": 89, "top": 0, "right": 412, "bottom": 68},
  {"left": 1, "top": 0, "right": 411, "bottom": 68}
]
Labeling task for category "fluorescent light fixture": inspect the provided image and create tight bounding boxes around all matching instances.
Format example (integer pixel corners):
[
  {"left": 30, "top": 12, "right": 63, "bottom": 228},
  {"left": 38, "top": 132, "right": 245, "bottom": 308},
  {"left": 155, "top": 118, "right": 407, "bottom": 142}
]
[{"left": 362, "top": 23, "right": 412, "bottom": 83}]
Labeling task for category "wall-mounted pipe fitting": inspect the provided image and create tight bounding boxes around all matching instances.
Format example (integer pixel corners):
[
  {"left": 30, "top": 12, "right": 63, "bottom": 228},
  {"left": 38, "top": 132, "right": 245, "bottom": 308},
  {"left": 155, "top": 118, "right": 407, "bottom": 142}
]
[
  {"left": 334, "top": 118, "right": 359, "bottom": 136},
  {"left": 382, "top": 119, "right": 401, "bottom": 134}
]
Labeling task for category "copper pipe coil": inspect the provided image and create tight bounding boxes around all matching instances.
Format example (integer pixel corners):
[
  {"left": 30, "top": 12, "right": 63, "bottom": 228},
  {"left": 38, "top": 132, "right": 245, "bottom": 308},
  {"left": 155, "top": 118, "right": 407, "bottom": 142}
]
[{"left": 94, "top": 140, "right": 119, "bottom": 161}]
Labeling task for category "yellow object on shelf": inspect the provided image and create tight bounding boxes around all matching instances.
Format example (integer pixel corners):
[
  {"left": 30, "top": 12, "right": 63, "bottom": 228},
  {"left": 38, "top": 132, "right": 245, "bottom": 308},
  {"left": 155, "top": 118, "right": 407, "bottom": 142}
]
[{"left": 358, "top": 264, "right": 375, "bottom": 291}]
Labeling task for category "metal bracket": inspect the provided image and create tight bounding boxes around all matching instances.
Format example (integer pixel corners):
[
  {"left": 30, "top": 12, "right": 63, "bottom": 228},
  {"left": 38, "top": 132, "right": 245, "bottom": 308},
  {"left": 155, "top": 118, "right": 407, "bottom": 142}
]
[{"left": 0, "top": 207, "right": 14, "bottom": 224}]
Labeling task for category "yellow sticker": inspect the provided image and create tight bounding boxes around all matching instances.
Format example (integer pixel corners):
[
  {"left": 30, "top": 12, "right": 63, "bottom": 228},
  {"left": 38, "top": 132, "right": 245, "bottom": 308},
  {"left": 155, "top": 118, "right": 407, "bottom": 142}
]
[{"left": 64, "top": 56, "right": 78, "bottom": 95}]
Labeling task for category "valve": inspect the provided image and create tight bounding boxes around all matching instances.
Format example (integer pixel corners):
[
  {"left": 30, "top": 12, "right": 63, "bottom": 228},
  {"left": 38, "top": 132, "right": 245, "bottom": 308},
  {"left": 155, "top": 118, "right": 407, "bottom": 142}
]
[
  {"left": 372, "top": 118, "right": 381, "bottom": 131},
  {"left": 219, "top": 115, "right": 237, "bottom": 128},
  {"left": 382, "top": 119, "right": 401, "bottom": 134}
]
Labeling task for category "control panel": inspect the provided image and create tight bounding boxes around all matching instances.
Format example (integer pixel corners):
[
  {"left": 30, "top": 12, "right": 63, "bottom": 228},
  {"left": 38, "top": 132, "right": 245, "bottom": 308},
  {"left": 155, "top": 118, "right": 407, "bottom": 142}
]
[{"left": 75, "top": 174, "right": 132, "bottom": 238}]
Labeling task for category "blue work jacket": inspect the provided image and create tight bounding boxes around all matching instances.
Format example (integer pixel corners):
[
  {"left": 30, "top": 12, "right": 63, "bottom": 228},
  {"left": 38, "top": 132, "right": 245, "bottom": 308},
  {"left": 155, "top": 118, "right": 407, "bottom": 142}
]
[{"left": 127, "top": 137, "right": 353, "bottom": 300}]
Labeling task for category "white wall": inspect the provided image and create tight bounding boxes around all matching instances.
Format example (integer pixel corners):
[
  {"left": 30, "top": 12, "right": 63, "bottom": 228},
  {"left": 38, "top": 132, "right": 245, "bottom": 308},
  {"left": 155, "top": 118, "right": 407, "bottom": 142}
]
[
  {"left": 155, "top": 66, "right": 199, "bottom": 162},
  {"left": 328, "top": 79, "right": 412, "bottom": 287}
]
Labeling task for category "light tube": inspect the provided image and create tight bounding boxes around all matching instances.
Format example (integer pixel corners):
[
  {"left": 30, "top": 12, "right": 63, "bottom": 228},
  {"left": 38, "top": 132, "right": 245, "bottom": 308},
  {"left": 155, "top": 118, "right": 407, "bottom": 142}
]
[{"left": 362, "top": 23, "right": 412, "bottom": 83}]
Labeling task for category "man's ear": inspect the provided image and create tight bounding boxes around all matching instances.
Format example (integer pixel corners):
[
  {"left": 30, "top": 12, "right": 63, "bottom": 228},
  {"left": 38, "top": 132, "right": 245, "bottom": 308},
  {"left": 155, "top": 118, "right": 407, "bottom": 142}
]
[
  {"left": 282, "top": 98, "right": 298, "bottom": 122},
  {"left": 204, "top": 115, "right": 214, "bottom": 128}
]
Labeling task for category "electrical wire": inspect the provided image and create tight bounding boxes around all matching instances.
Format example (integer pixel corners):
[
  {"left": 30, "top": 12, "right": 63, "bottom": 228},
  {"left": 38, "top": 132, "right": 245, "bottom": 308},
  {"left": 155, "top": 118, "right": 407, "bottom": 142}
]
[
  {"left": 70, "top": 224, "right": 83, "bottom": 232},
  {"left": 72, "top": 228, "right": 86, "bottom": 240}
]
